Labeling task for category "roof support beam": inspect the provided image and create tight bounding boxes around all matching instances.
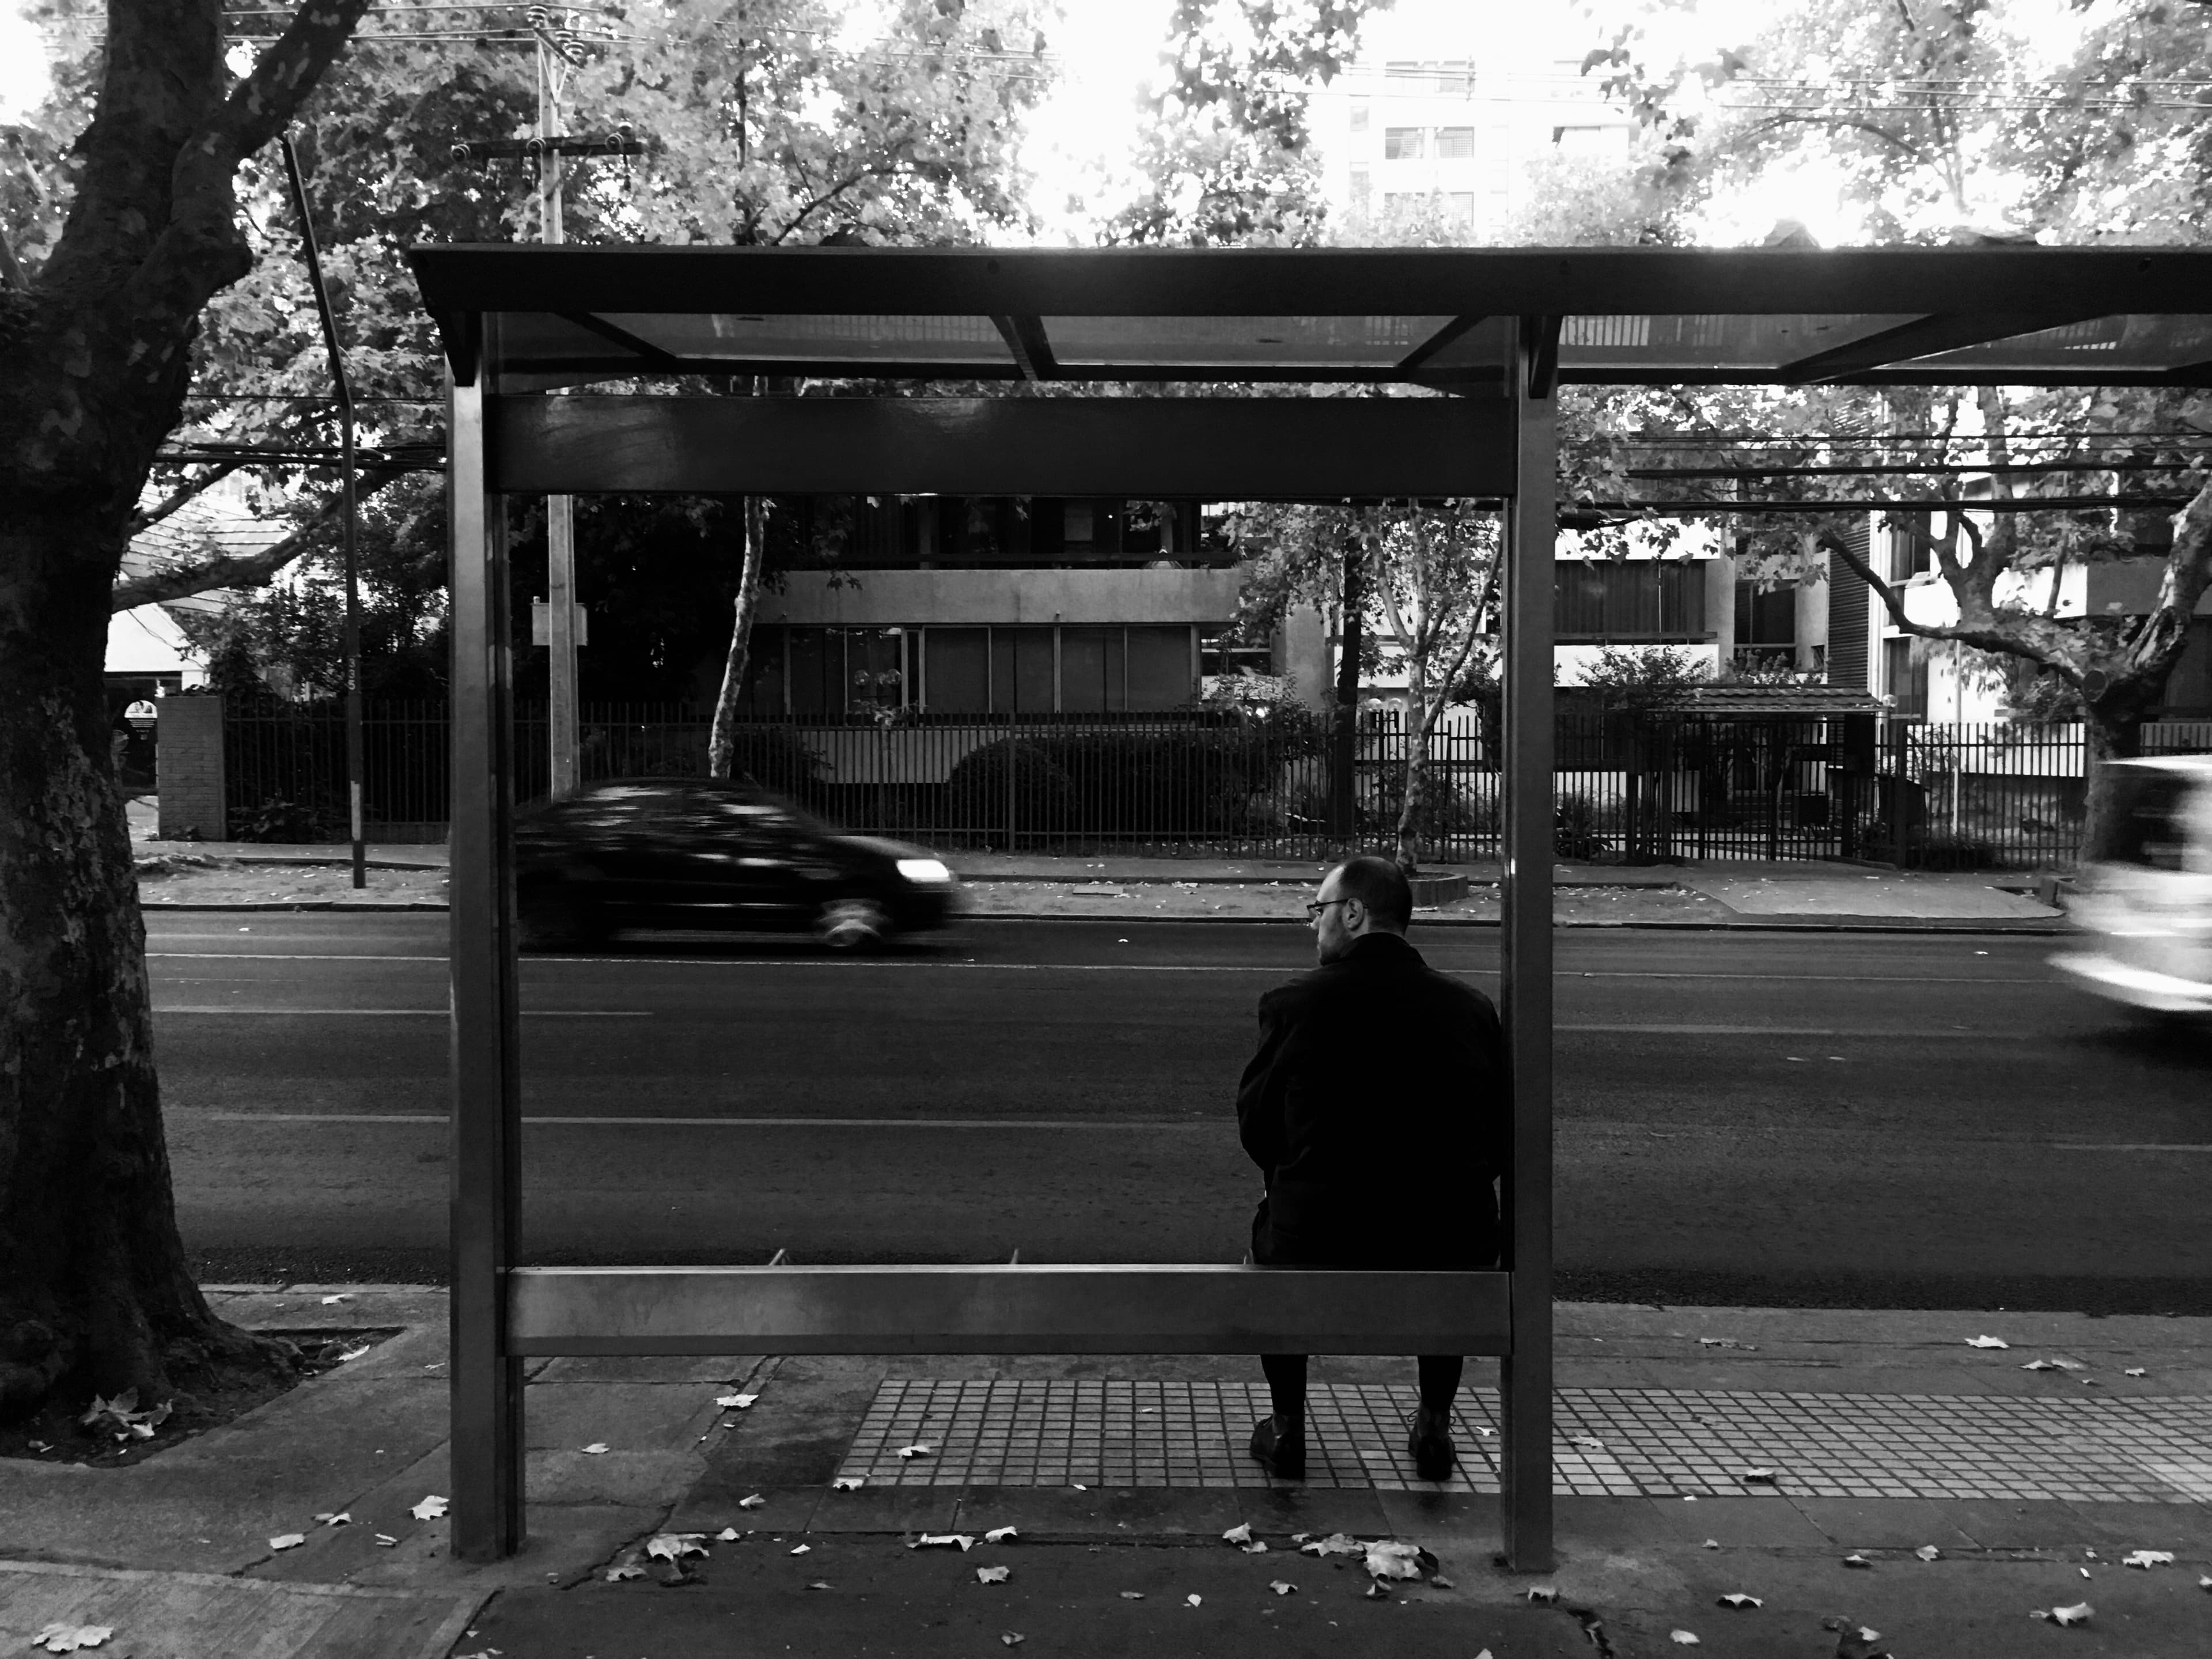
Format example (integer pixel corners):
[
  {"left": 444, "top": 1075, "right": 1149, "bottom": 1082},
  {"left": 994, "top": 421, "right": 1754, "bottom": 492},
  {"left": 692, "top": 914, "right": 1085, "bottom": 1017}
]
[
  {"left": 555, "top": 311, "right": 690, "bottom": 372},
  {"left": 1395, "top": 313, "right": 1487, "bottom": 376},
  {"left": 991, "top": 314, "right": 1059, "bottom": 380},
  {"left": 1778, "top": 312, "right": 2100, "bottom": 384},
  {"left": 487, "top": 395, "right": 1516, "bottom": 498}
]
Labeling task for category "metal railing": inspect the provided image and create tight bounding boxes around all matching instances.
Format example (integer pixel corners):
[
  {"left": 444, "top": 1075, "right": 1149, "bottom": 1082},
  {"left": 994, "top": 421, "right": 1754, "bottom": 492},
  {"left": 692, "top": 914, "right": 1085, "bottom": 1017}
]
[{"left": 216, "top": 702, "right": 2212, "bottom": 866}]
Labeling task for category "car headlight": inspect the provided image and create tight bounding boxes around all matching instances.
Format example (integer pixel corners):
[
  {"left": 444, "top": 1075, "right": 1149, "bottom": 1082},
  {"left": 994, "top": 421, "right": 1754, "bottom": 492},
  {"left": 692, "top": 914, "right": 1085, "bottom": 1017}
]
[{"left": 896, "top": 858, "right": 953, "bottom": 885}]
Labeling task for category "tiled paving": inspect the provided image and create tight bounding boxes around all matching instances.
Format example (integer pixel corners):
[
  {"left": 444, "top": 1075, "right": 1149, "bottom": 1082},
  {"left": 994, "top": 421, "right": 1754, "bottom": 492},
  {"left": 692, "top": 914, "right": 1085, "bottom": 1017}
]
[{"left": 836, "top": 1381, "right": 2212, "bottom": 1503}]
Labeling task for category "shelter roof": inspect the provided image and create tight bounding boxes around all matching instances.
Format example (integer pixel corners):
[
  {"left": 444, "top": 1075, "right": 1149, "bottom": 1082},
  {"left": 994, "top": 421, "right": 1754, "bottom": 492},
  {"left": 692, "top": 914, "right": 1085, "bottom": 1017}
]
[
  {"left": 1683, "top": 683, "right": 1889, "bottom": 715},
  {"left": 407, "top": 244, "right": 2212, "bottom": 392}
]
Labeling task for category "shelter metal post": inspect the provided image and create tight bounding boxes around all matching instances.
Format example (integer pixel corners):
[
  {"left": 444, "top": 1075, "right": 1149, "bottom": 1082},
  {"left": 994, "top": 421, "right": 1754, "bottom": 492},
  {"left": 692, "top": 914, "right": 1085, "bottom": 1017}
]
[
  {"left": 448, "top": 354, "right": 527, "bottom": 1560},
  {"left": 1498, "top": 315, "right": 1560, "bottom": 1573}
]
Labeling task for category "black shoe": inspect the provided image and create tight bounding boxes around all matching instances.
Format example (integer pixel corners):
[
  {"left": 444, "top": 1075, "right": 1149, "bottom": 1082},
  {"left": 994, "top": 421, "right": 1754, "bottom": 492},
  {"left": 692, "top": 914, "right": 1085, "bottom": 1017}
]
[
  {"left": 1407, "top": 1408, "right": 1455, "bottom": 1482},
  {"left": 1249, "top": 1415, "right": 1306, "bottom": 1480}
]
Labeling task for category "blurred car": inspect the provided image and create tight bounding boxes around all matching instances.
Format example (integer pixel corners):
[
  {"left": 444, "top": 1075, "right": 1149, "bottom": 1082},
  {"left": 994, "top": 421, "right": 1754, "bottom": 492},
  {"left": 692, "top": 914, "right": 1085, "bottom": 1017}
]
[
  {"left": 514, "top": 777, "right": 960, "bottom": 950},
  {"left": 2050, "top": 755, "right": 2212, "bottom": 1018}
]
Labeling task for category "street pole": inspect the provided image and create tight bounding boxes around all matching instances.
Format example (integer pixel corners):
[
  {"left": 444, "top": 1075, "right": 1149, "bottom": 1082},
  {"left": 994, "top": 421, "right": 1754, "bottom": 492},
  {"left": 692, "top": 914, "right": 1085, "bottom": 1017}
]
[
  {"left": 538, "top": 32, "right": 581, "bottom": 800},
  {"left": 279, "top": 134, "right": 366, "bottom": 889}
]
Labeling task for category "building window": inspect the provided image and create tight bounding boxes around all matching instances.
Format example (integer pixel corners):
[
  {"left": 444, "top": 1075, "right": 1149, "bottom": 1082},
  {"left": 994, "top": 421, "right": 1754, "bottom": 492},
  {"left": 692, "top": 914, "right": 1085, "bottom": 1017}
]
[
  {"left": 922, "top": 627, "right": 990, "bottom": 713},
  {"left": 1063, "top": 502, "right": 1094, "bottom": 544},
  {"left": 1554, "top": 562, "right": 1706, "bottom": 641},
  {"left": 1448, "top": 192, "right": 1476, "bottom": 224},
  {"left": 778, "top": 626, "right": 907, "bottom": 719},
  {"left": 1202, "top": 629, "right": 1272, "bottom": 679},
  {"left": 1435, "top": 126, "right": 1478, "bottom": 160},
  {"left": 1884, "top": 636, "right": 1929, "bottom": 718},
  {"left": 1887, "top": 510, "right": 1930, "bottom": 582},
  {"left": 1384, "top": 126, "right": 1428, "bottom": 161},
  {"left": 1734, "top": 579, "right": 1796, "bottom": 646},
  {"left": 1349, "top": 100, "right": 1369, "bottom": 132}
]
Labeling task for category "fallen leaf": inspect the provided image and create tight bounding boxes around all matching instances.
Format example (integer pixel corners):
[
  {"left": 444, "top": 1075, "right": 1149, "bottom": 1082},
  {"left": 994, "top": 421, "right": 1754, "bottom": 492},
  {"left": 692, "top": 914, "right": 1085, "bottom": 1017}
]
[
  {"left": 1966, "top": 1335, "right": 2009, "bottom": 1349},
  {"left": 831, "top": 1478, "right": 863, "bottom": 1491},
  {"left": 1364, "top": 1581, "right": 1389, "bottom": 1600},
  {"left": 740, "top": 1493, "right": 769, "bottom": 1507},
  {"left": 1070, "top": 1482, "right": 1086, "bottom": 1491},
  {"left": 716, "top": 1393, "right": 757, "bottom": 1410},
  {"left": 1290, "top": 1532, "right": 1311, "bottom": 1543},
  {"left": 1300, "top": 1532, "right": 1363, "bottom": 1558},
  {"left": 915, "top": 1534, "right": 976, "bottom": 1551},
  {"left": 604, "top": 1565, "right": 645, "bottom": 1582},
  {"left": 717, "top": 1527, "right": 740, "bottom": 1541},
  {"left": 2124, "top": 1368, "right": 2147, "bottom": 1377},
  {"left": 1430, "top": 1574, "right": 1455, "bottom": 1589},
  {"left": 268, "top": 1533, "right": 306, "bottom": 1551},
  {"left": 1270, "top": 1581, "right": 1297, "bottom": 1596},
  {"left": 1221, "top": 1522, "right": 1253, "bottom": 1545},
  {"left": 1843, "top": 1553, "right": 1873, "bottom": 1569},
  {"left": 1365, "top": 1540, "right": 1427, "bottom": 1581},
  {"left": 1526, "top": 1586, "right": 1559, "bottom": 1604},
  {"left": 1184, "top": 1593, "right": 1201, "bottom": 1607},
  {"left": 2023, "top": 1358, "right": 2085, "bottom": 1372},
  {"left": 2198, "top": 1574, "right": 2212, "bottom": 1590},
  {"left": 1697, "top": 1338, "right": 1756, "bottom": 1350},
  {"left": 1915, "top": 1544, "right": 1941, "bottom": 1560},
  {"left": 1671, "top": 1631, "right": 1700, "bottom": 1646},
  {"left": 646, "top": 1535, "right": 709, "bottom": 1562},
  {"left": 1572, "top": 1433, "right": 1607, "bottom": 1450},
  {"left": 320, "top": 1294, "right": 351, "bottom": 1305},
  {"left": 897, "top": 1443, "right": 935, "bottom": 1460},
  {"left": 315, "top": 1512, "right": 350, "bottom": 1526},
  {"left": 374, "top": 1535, "right": 397, "bottom": 1547},
  {"left": 1241, "top": 1541, "right": 1268, "bottom": 1555},
  {"left": 985, "top": 1526, "right": 1018, "bottom": 1543},
  {"left": 1717, "top": 1593, "right": 1763, "bottom": 1608},
  {"left": 1001, "top": 1635, "right": 1024, "bottom": 1649},
  {"left": 32, "top": 1627, "right": 113, "bottom": 1654},
  {"left": 1702, "top": 1538, "right": 1721, "bottom": 1550},
  {"left": 1119, "top": 1591, "right": 1145, "bottom": 1600},
  {"left": 789, "top": 1544, "right": 810, "bottom": 1555},
  {"left": 580, "top": 1442, "right": 609, "bottom": 1455},
  {"left": 2037, "top": 1602, "right": 2093, "bottom": 1627},
  {"left": 807, "top": 1580, "right": 833, "bottom": 1591},
  {"left": 976, "top": 1565, "right": 1011, "bottom": 1585},
  {"left": 1740, "top": 1468, "right": 1778, "bottom": 1483},
  {"left": 2123, "top": 1550, "right": 2175, "bottom": 1569}
]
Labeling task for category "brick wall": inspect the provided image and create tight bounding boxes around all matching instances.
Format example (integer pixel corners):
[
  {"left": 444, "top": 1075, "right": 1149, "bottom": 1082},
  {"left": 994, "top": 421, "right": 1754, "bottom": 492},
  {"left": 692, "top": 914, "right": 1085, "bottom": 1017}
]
[{"left": 156, "top": 695, "right": 225, "bottom": 840}]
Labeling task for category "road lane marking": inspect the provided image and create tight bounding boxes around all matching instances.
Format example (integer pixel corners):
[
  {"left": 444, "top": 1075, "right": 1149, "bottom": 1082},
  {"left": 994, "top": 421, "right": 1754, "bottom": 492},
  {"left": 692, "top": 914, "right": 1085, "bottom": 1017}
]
[
  {"left": 2051, "top": 1143, "right": 2212, "bottom": 1153},
  {"left": 154, "top": 1007, "right": 650, "bottom": 1017},
  {"left": 194, "top": 1112, "right": 1217, "bottom": 1128}
]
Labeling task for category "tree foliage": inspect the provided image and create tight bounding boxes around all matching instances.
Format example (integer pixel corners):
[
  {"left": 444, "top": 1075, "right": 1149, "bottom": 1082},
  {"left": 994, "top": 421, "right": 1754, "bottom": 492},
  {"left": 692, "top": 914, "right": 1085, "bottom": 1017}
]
[{"left": 1106, "top": 0, "right": 1378, "bottom": 246}]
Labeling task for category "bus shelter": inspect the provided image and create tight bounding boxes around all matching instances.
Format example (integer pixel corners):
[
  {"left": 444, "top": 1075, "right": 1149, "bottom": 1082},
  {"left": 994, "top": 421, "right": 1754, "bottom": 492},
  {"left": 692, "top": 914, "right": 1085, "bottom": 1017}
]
[{"left": 406, "top": 243, "right": 2212, "bottom": 1566}]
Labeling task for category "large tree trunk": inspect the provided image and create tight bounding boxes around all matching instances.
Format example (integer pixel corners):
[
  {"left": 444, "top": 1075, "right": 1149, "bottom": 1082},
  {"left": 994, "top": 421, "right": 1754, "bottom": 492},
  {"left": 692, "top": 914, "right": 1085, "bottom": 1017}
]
[
  {"left": 0, "top": 505, "right": 291, "bottom": 1416},
  {"left": 1395, "top": 679, "right": 1433, "bottom": 876},
  {"left": 0, "top": 0, "right": 368, "bottom": 1422},
  {"left": 707, "top": 495, "right": 769, "bottom": 781}
]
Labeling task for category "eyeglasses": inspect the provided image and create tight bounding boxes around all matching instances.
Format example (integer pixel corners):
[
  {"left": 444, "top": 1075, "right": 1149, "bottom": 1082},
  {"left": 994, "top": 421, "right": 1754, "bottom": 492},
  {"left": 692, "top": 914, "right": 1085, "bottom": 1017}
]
[{"left": 1304, "top": 898, "right": 1349, "bottom": 921}]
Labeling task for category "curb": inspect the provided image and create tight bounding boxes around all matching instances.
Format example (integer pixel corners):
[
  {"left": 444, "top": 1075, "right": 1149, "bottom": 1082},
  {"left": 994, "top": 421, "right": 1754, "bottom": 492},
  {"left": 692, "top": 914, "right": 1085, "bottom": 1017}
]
[{"left": 137, "top": 902, "right": 2069, "bottom": 934}]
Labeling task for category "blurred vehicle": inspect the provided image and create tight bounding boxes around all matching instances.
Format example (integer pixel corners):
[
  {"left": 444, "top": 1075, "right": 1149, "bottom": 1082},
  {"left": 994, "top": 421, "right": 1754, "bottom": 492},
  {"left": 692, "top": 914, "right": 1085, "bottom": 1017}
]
[
  {"left": 2050, "top": 755, "right": 2212, "bottom": 1018},
  {"left": 514, "top": 778, "right": 960, "bottom": 950}
]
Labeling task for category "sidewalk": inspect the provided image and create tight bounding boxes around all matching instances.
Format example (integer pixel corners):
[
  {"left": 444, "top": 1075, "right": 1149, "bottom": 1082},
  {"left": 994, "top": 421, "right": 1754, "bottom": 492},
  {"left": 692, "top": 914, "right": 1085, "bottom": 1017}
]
[
  {"left": 5, "top": 1287, "right": 2207, "bottom": 1657},
  {"left": 131, "top": 838, "right": 2069, "bottom": 932}
]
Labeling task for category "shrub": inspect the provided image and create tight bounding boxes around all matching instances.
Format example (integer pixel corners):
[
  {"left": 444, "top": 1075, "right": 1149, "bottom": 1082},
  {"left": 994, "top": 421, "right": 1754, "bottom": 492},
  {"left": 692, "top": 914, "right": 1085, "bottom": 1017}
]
[
  {"left": 943, "top": 738, "right": 1077, "bottom": 836},
  {"left": 1554, "top": 793, "right": 1608, "bottom": 859}
]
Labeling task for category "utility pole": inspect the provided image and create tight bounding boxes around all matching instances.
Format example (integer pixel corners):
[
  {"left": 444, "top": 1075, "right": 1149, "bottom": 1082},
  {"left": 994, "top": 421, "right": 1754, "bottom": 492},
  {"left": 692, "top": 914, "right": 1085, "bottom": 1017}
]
[
  {"left": 279, "top": 134, "right": 366, "bottom": 889},
  {"left": 450, "top": 12, "right": 641, "bottom": 798}
]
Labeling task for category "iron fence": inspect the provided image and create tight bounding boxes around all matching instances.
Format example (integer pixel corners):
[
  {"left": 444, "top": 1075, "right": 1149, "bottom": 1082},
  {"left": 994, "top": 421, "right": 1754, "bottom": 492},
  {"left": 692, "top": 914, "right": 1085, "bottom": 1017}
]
[{"left": 218, "top": 701, "right": 2212, "bottom": 865}]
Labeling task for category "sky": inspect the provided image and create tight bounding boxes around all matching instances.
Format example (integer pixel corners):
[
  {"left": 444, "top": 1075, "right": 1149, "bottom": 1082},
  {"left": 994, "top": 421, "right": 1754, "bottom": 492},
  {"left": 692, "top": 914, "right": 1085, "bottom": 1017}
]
[{"left": 0, "top": 5, "right": 44, "bottom": 120}]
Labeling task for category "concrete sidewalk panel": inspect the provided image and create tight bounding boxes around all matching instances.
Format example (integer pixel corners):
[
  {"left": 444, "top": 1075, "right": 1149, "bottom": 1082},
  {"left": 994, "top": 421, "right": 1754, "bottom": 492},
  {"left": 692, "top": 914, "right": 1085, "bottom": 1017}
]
[
  {"left": 460, "top": 1539, "right": 1596, "bottom": 1657},
  {"left": 951, "top": 1483, "right": 1248, "bottom": 1538},
  {"left": 801, "top": 1483, "right": 964, "bottom": 1534},
  {"left": 0, "top": 1560, "right": 483, "bottom": 1659},
  {"left": 1784, "top": 1495, "right": 1982, "bottom": 1549}
]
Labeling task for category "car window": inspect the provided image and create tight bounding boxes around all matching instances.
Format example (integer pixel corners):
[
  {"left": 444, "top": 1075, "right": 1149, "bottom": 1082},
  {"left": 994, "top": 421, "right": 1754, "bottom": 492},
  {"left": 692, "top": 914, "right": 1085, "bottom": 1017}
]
[
  {"left": 697, "top": 786, "right": 827, "bottom": 837},
  {"left": 565, "top": 783, "right": 681, "bottom": 834},
  {"left": 2092, "top": 769, "right": 2196, "bottom": 871}
]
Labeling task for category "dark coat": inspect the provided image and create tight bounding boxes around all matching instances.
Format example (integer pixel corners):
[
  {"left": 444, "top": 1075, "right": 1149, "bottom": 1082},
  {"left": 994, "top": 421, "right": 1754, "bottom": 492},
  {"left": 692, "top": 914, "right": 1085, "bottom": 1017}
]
[{"left": 1236, "top": 931, "right": 1507, "bottom": 1268}]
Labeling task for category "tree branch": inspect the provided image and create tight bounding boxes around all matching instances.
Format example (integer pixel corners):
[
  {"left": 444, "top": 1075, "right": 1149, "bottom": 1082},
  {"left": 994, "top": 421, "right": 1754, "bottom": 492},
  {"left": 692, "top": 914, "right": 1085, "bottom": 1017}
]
[
  {"left": 111, "top": 460, "right": 402, "bottom": 611},
  {"left": 128, "top": 461, "right": 241, "bottom": 536}
]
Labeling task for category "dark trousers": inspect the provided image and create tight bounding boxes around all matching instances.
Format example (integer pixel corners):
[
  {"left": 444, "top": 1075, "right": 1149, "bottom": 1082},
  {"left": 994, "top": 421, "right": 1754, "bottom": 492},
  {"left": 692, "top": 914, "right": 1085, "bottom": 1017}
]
[{"left": 1260, "top": 1353, "right": 1464, "bottom": 1425}]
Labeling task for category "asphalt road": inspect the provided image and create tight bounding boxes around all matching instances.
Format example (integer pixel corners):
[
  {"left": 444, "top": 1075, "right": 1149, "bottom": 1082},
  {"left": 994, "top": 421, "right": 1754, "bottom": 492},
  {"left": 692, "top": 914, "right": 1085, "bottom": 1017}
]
[{"left": 146, "top": 912, "right": 2212, "bottom": 1313}]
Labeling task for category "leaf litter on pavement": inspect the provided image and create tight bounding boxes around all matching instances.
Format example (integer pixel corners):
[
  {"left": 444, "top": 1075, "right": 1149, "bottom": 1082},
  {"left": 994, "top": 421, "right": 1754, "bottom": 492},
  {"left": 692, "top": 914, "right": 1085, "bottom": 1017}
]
[{"left": 31, "top": 1627, "right": 111, "bottom": 1654}]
